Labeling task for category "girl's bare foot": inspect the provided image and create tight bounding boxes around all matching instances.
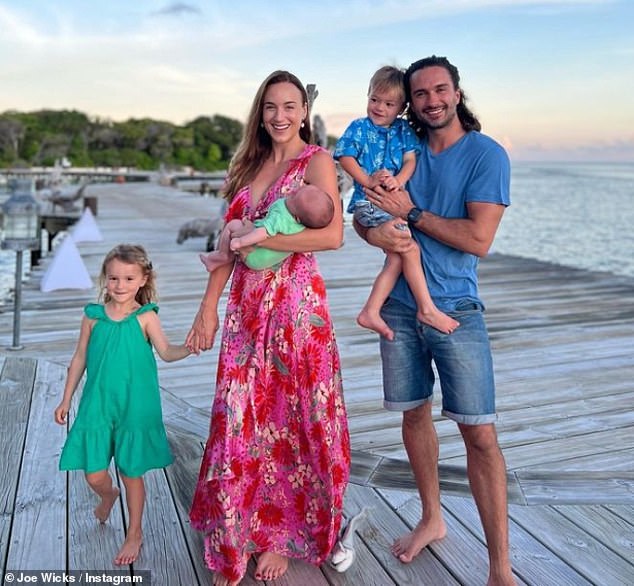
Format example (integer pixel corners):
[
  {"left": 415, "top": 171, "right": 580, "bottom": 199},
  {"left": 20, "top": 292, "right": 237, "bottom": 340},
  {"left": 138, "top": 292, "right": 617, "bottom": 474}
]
[
  {"left": 357, "top": 308, "right": 394, "bottom": 340},
  {"left": 94, "top": 487, "right": 120, "bottom": 523},
  {"left": 255, "top": 552, "right": 288, "bottom": 581},
  {"left": 417, "top": 307, "right": 460, "bottom": 334},
  {"left": 114, "top": 530, "right": 143, "bottom": 565},
  {"left": 391, "top": 518, "right": 447, "bottom": 563}
]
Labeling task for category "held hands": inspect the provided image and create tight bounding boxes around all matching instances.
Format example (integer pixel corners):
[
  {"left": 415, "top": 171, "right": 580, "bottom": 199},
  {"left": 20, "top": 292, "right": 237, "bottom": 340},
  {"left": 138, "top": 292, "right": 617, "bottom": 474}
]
[
  {"left": 372, "top": 169, "right": 402, "bottom": 192},
  {"left": 185, "top": 307, "right": 219, "bottom": 354},
  {"left": 367, "top": 169, "right": 392, "bottom": 190},
  {"left": 364, "top": 182, "right": 414, "bottom": 220}
]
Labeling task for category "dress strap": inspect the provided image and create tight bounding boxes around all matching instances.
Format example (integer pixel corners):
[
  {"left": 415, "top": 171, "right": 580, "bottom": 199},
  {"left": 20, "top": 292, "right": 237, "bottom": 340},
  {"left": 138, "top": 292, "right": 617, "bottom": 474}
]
[
  {"left": 84, "top": 303, "right": 105, "bottom": 320},
  {"left": 284, "top": 144, "right": 326, "bottom": 184},
  {"left": 135, "top": 303, "right": 159, "bottom": 315}
]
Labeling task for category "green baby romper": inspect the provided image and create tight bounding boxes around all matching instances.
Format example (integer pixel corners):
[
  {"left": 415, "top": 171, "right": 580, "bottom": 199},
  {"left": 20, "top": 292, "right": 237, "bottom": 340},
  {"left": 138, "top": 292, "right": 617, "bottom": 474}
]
[{"left": 59, "top": 303, "right": 173, "bottom": 477}]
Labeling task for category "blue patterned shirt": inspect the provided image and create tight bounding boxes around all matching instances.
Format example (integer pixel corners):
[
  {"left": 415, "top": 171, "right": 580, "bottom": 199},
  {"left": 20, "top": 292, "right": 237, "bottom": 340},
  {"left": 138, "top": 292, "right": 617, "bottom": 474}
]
[{"left": 334, "top": 117, "right": 420, "bottom": 212}]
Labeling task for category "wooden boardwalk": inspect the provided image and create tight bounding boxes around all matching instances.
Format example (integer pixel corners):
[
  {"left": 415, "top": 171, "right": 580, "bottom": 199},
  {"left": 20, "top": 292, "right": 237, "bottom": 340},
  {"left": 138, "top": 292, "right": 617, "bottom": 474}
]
[{"left": 1, "top": 182, "right": 633, "bottom": 585}]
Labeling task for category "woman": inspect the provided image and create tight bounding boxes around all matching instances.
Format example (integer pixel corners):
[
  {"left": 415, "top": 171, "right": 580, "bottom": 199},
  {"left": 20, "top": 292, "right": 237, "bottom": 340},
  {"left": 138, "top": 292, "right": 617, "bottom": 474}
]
[{"left": 187, "top": 71, "right": 351, "bottom": 586}]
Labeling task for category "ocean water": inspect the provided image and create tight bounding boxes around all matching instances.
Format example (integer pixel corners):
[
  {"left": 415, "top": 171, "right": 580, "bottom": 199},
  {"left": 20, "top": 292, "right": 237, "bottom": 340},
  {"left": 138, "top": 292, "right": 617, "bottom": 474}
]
[
  {"left": 1, "top": 162, "right": 633, "bottom": 305},
  {"left": 493, "top": 161, "right": 634, "bottom": 278}
]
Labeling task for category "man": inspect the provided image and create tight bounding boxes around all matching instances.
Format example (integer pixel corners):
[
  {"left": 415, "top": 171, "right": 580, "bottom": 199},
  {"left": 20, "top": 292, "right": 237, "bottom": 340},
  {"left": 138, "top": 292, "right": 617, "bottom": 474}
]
[{"left": 354, "top": 55, "right": 515, "bottom": 586}]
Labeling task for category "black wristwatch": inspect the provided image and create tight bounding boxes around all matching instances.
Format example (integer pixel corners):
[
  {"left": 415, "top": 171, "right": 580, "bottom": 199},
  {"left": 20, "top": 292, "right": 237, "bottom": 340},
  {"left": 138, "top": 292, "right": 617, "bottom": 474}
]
[{"left": 407, "top": 206, "right": 424, "bottom": 225}]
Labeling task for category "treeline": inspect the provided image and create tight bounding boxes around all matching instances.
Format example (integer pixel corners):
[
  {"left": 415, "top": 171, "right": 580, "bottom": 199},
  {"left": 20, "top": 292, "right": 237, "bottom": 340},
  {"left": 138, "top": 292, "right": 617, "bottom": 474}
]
[{"left": 0, "top": 109, "right": 244, "bottom": 171}]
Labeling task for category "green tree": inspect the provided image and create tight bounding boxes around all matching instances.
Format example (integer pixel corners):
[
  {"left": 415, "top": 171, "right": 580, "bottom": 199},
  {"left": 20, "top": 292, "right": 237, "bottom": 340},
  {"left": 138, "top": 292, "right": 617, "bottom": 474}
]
[{"left": 0, "top": 108, "right": 243, "bottom": 170}]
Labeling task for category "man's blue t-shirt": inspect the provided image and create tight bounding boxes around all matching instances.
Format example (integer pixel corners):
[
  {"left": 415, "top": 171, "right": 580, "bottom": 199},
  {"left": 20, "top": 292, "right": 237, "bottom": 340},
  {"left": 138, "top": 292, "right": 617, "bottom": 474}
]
[{"left": 390, "top": 131, "right": 511, "bottom": 312}]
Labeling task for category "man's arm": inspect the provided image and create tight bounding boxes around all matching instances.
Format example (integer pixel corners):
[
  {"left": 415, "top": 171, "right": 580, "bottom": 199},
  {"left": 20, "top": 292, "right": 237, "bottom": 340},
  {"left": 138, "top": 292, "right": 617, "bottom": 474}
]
[
  {"left": 409, "top": 201, "right": 505, "bottom": 258},
  {"left": 364, "top": 184, "right": 505, "bottom": 258}
]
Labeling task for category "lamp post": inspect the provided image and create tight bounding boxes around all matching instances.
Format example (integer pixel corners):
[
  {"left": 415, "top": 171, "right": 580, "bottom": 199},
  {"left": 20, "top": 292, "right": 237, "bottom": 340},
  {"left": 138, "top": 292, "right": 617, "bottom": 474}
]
[{"left": 1, "top": 178, "right": 40, "bottom": 350}]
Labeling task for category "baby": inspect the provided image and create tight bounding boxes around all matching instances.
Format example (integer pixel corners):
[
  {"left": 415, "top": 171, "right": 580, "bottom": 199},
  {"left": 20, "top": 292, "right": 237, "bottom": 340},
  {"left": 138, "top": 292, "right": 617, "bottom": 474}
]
[{"left": 200, "top": 184, "right": 334, "bottom": 271}]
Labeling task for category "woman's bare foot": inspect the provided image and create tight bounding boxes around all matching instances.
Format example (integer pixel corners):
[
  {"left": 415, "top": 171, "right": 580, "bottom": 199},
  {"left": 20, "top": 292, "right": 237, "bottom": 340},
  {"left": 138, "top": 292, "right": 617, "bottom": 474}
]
[
  {"left": 417, "top": 307, "right": 460, "bottom": 334},
  {"left": 391, "top": 518, "right": 447, "bottom": 563},
  {"left": 114, "top": 530, "right": 143, "bottom": 565},
  {"left": 94, "top": 487, "right": 120, "bottom": 524},
  {"left": 357, "top": 308, "right": 395, "bottom": 340},
  {"left": 255, "top": 552, "right": 288, "bottom": 581},
  {"left": 212, "top": 573, "right": 240, "bottom": 586}
]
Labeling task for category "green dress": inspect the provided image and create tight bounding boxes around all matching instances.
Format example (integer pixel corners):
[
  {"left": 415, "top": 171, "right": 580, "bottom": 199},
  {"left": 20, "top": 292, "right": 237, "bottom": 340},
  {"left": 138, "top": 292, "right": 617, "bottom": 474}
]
[{"left": 59, "top": 302, "right": 173, "bottom": 478}]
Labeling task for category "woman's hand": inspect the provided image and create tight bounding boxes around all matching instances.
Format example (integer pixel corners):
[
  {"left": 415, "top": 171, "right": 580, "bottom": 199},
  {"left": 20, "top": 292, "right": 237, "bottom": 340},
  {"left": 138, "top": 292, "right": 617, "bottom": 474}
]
[{"left": 186, "top": 307, "right": 219, "bottom": 354}]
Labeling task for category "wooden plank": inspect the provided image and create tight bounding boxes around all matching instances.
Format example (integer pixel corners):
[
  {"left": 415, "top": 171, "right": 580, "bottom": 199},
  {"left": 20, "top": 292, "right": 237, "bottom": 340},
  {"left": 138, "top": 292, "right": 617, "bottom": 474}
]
[
  {"left": 163, "top": 427, "right": 213, "bottom": 585},
  {"left": 509, "top": 503, "right": 634, "bottom": 585},
  {"left": 442, "top": 495, "right": 592, "bottom": 586},
  {"left": 348, "top": 450, "right": 383, "bottom": 486},
  {"left": 0, "top": 357, "right": 36, "bottom": 575},
  {"left": 263, "top": 558, "right": 329, "bottom": 585},
  {"left": 343, "top": 483, "right": 459, "bottom": 585},
  {"left": 555, "top": 504, "right": 634, "bottom": 563},
  {"left": 131, "top": 468, "right": 200, "bottom": 585},
  {"left": 320, "top": 512, "right": 398, "bottom": 586},
  {"left": 517, "top": 471, "right": 634, "bottom": 505},
  {"left": 66, "top": 379, "right": 128, "bottom": 571},
  {"left": 2, "top": 181, "right": 634, "bottom": 583},
  {"left": 5, "top": 359, "right": 67, "bottom": 570},
  {"left": 68, "top": 463, "right": 127, "bottom": 570},
  {"left": 380, "top": 488, "right": 530, "bottom": 586},
  {"left": 161, "top": 386, "right": 211, "bottom": 439}
]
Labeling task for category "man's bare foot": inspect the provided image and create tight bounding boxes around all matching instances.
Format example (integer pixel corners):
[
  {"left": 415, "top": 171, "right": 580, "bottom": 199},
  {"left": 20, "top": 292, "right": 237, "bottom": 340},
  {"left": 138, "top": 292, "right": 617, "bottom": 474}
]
[
  {"left": 487, "top": 570, "right": 517, "bottom": 586},
  {"left": 94, "top": 487, "right": 120, "bottom": 524},
  {"left": 357, "top": 309, "right": 395, "bottom": 340},
  {"left": 255, "top": 552, "right": 288, "bottom": 581},
  {"left": 391, "top": 518, "right": 447, "bottom": 563},
  {"left": 113, "top": 531, "right": 143, "bottom": 565},
  {"left": 212, "top": 573, "right": 240, "bottom": 586},
  {"left": 417, "top": 307, "right": 460, "bottom": 334}
]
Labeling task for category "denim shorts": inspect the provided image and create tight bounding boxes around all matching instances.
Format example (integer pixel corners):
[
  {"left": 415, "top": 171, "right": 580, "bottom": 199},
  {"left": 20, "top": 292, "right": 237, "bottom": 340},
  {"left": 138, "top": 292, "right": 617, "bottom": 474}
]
[
  {"left": 379, "top": 297, "right": 497, "bottom": 425},
  {"left": 352, "top": 200, "right": 394, "bottom": 228}
]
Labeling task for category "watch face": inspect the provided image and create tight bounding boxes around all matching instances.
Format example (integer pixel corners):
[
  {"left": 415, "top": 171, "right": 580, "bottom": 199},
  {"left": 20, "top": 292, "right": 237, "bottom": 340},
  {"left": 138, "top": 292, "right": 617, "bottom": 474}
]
[{"left": 408, "top": 207, "right": 421, "bottom": 223}]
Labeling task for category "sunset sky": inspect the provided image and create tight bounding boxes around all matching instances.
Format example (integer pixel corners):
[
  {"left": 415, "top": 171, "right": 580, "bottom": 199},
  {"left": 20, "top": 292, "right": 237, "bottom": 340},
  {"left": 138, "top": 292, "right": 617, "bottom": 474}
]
[{"left": 1, "top": 0, "right": 632, "bottom": 161}]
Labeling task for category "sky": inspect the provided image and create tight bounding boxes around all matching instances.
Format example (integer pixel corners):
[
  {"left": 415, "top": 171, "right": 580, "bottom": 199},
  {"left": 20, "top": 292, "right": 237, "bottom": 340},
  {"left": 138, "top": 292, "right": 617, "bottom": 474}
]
[{"left": 1, "top": 0, "right": 633, "bottom": 162}]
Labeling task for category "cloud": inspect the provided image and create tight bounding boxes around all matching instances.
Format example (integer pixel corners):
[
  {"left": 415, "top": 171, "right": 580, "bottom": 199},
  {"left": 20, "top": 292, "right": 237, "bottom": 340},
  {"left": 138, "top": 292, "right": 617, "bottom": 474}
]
[
  {"left": 151, "top": 2, "right": 202, "bottom": 17},
  {"left": 0, "top": 0, "right": 630, "bottom": 162},
  {"left": 0, "top": 4, "right": 45, "bottom": 45}
]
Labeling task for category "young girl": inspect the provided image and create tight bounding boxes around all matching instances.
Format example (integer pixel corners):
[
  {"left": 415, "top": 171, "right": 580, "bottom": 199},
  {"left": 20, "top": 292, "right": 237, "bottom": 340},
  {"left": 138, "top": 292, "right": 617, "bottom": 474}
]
[
  {"left": 334, "top": 65, "right": 459, "bottom": 338},
  {"left": 54, "top": 243, "right": 190, "bottom": 566}
]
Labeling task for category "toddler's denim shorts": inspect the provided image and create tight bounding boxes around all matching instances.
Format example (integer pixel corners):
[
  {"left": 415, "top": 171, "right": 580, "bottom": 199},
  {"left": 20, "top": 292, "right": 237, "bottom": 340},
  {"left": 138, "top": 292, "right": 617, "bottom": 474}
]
[
  {"left": 379, "top": 297, "right": 497, "bottom": 425},
  {"left": 352, "top": 200, "right": 394, "bottom": 228}
]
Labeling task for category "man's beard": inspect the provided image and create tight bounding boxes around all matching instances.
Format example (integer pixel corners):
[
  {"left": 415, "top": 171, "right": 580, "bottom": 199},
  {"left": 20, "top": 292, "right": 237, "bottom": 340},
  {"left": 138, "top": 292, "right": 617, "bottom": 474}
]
[{"left": 419, "top": 108, "right": 456, "bottom": 130}]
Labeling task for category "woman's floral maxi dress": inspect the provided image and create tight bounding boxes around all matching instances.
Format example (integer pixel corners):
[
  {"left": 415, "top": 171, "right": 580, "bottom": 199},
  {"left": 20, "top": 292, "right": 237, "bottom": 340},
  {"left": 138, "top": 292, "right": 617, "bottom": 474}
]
[{"left": 189, "top": 144, "right": 351, "bottom": 582}]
